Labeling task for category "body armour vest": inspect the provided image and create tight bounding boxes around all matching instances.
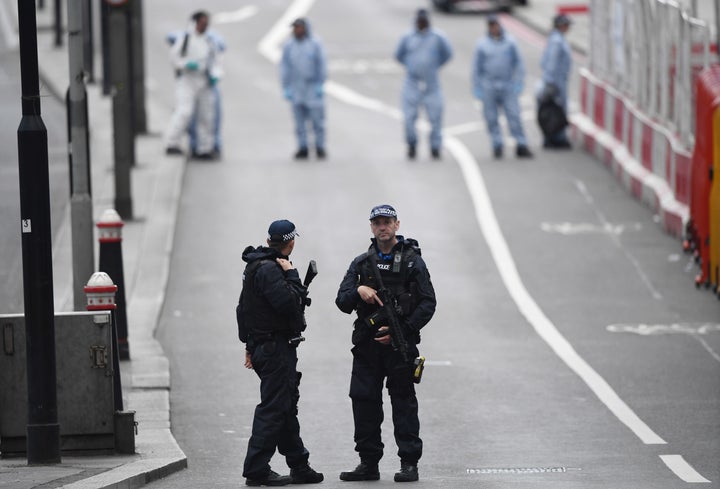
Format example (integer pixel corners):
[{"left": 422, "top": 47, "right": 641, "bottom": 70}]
[
  {"left": 241, "top": 259, "right": 299, "bottom": 336},
  {"left": 357, "top": 243, "right": 419, "bottom": 321}
]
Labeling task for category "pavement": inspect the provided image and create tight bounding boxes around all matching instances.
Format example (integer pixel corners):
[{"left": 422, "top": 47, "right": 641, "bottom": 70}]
[
  {"left": 3, "top": 0, "right": 711, "bottom": 488},
  {"left": 0, "top": 3, "right": 186, "bottom": 489}
]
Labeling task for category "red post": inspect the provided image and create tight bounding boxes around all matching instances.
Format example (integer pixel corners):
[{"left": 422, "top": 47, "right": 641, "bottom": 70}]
[{"left": 97, "top": 209, "right": 129, "bottom": 360}]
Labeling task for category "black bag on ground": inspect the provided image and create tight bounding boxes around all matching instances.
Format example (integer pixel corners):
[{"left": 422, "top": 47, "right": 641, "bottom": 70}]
[{"left": 537, "top": 96, "right": 568, "bottom": 138}]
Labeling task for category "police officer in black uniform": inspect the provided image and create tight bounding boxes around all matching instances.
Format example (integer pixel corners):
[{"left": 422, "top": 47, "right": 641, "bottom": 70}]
[
  {"left": 336, "top": 205, "right": 436, "bottom": 483},
  {"left": 236, "top": 219, "right": 323, "bottom": 486}
]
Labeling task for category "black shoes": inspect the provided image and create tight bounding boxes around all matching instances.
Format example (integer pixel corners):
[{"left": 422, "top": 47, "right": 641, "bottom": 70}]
[
  {"left": 165, "top": 146, "right": 183, "bottom": 156},
  {"left": 493, "top": 146, "right": 503, "bottom": 159},
  {"left": 191, "top": 152, "right": 216, "bottom": 161},
  {"left": 290, "top": 465, "right": 324, "bottom": 484},
  {"left": 543, "top": 140, "right": 572, "bottom": 149},
  {"left": 407, "top": 144, "right": 416, "bottom": 160},
  {"left": 516, "top": 145, "right": 534, "bottom": 158},
  {"left": 407, "top": 146, "right": 441, "bottom": 160},
  {"left": 339, "top": 462, "right": 380, "bottom": 481},
  {"left": 394, "top": 462, "right": 419, "bottom": 482},
  {"left": 245, "top": 470, "right": 292, "bottom": 486},
  {"left": 295, "top": 148, "right": 327, "bottom": 160}
]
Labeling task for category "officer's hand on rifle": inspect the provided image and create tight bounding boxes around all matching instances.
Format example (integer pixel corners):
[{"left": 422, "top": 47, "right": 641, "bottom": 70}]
[
  {"left": 276, "top": 258, "right": 294, "bottom": 271},
  {"left": 358, "top": 285, "right": 384, "bottom": 306},
  {"left": 374, "top": 326, "right": 392, "bottom": 345}
]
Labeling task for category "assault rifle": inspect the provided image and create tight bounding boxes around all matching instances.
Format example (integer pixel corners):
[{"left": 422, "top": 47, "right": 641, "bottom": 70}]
[
  {"left": 366, "top": 288, "right": 410, "bottom": 363},
  {"left": 289, "top": 260, "right": 317, "bottom": 346},
  {"left": 365, "top": 254, "right": 411, "bottom": 363},
  {"left": 365, "top": 253, "right": 425, "bottom": 383}
]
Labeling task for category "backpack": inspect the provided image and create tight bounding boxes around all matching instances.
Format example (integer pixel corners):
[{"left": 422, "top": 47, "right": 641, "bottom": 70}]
[{"left": 236, "top": 259, "right": 268, "bottom": 343}]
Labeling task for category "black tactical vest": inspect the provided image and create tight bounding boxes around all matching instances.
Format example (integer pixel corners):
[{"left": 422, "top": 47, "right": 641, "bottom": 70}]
[{"left": 357, "top": 242, "right": 419, "bottom": 320}]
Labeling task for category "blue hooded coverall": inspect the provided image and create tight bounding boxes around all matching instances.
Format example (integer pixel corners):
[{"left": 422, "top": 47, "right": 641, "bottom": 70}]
[
  {"left": 395, "top": 26, "right": 453, "bottom": 151},
  {"left": 280, "top": 21, "right": 327, "bottom": 152},
  {"left": 539, "top": 28, "right": 572, "bottom": 144},
  {"left": 472, "top": 27, "right": 528, "bottom": 151}
]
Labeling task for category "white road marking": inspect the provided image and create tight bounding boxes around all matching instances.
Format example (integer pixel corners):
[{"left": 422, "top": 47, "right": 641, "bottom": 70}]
[
  {"left": 213, "top": 6, "right": 258, "bottom": 25},
  {"left": 659, "top": 455, "right": 711, "bottom": 483},
  {"left": 258, "top": 2, "right": 714, "bottom": 484},
  {"left": 541, "top": 221, "right": 642, "bottom": 236},
  {"left": 607, "top": 323, "right": 720, "bottom": 335},
  {"left": 443, "top": 137, "right": 666, "bottom": 445},
  {"left": 608, "top": 323, "right": 720, "bottom": 363},
  {"left": 258, "top": 0, "right": 316, "bottom": 63}
]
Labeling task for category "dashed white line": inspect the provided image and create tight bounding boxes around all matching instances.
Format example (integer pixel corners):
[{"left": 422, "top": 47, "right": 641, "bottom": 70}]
[{"left": 575, "top": 179, "right": 663, "bottom": 300}]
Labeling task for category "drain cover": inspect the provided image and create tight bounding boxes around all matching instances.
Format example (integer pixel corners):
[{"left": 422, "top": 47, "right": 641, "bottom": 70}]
[{"left": 467, "top": 467, "right": 581, "bottom": 475}]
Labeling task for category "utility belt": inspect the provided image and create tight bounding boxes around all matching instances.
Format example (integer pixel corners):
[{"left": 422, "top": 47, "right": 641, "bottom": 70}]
[{"left": 248, "top": 330, "right": 304, "bottom": 350}]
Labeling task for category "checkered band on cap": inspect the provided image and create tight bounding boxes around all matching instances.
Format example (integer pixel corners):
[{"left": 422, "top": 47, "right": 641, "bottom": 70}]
[
  {"left": 268, "top": 219, "right": 299, "bottom": 242},
  {"left": 369, "top": 204, "right": 397, "bottom": 220}
]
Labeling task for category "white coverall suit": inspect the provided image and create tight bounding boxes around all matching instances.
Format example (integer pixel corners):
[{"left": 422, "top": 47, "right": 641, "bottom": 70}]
[{"left": 164, "top": 26, "right": 222, "bottom": 155}]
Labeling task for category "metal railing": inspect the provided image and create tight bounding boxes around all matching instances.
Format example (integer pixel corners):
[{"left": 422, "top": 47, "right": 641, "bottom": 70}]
[{"left": 589, "top": 0, "right": 717, "bottom": 147}]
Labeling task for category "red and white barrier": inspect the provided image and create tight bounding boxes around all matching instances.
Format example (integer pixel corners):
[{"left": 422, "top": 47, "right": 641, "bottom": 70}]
[{"left": 571, "top": 68, "right": 690, "bottom": 237}]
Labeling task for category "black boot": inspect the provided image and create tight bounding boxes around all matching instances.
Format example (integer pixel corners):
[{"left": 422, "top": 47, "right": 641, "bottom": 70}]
[
  {"left": 339, "top": 462, "right": 380, "bottom": 481},
  {"left": 290, "top": 464, "right": 324, "bottom": 484},
  {"left": 245, "top": 470, "right": 292, "bottom": 486},
  {"left": 294, "top": 148, "right": 309, "bottom": 159},
  {"left": 516, "top": 145, "right": 534, "bottom": 158},
  {"left": 407, "top": 144, "right": 416, "bottom": 160},
  {"left": 316, "top": 147, "right": 326, "bottom": 159},
  {"left": 394, "top": 462, "right": 418, "bottom": 482}
]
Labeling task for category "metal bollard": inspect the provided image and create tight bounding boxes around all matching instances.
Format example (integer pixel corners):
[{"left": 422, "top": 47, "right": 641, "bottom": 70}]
[
  {"left": 84, "top": 272, "right": 136, "bottom": 454},
  {"left": 97, "top": 209, "right": 130, "bottom": 360},
  {"left": 84, "top": 271, "right": 123, "bottom": 412}
]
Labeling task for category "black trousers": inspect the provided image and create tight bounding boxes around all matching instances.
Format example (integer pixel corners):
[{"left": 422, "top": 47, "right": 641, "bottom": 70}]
[
  {"left": 349, "top": 341, "right": 422, "bottom": 465},
  {"left": 243, "top": 339, "right": 309, "bottom": 479}
]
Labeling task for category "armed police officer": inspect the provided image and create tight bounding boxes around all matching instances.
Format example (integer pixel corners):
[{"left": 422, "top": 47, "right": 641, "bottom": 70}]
[
  {"left": 236, "top": 220, "right": 323, "bottom": 487},
  {"left": 336, "top": 205, "right": 436, "bottom": 483}
]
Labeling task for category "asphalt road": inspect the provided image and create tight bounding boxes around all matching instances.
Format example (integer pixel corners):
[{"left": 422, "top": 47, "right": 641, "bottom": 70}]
[{"left": 1, "top": 0, "right": 717, "bottom": 488}]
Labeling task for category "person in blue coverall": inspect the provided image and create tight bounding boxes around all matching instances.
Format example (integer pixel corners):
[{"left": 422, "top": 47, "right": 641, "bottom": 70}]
[
  {"left": 166, "top": 29, "right": 225, "bottom": 158},
  {"left": 281, "top": 18, "right": 327, "bottom": 160},
  {"left": 395, "top": 9, "right": 452, "bottom": 160},
  {"left": 538, "top": 14, "right": 573, "bottom": 148},
  {"left": 472, "top": 15, "right": 533, "bottom": 159}
]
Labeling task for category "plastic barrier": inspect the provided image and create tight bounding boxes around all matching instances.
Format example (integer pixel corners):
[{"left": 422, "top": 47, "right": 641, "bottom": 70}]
[
  {"left": 687, "top": 66, "right": 720, "bottom": 287},
  {"left": 699, "top": 67, "right": 720, "bottom": 291},
  {"left": 572, "top": 69, "right": 691, "bottom": 237}
]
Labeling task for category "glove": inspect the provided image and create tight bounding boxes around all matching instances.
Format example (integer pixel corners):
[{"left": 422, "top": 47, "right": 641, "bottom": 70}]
[
  {"left": 185, "top": 60, "right": 199, "bottom": 71},
  {"left": 315, "top": 84, "right": 324, "bottom": 96},
  {"left": 283, "top": 88, "right": 293, "bottom": 101},
  {"left": 473, "top": 87, "right": 484, "bottom": 100},
  {"left": 208, "top": 76, "right": 218, "bottom": 86},
  {"left": 513, "top": 81, "right": 524, "bottom": 95}
]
